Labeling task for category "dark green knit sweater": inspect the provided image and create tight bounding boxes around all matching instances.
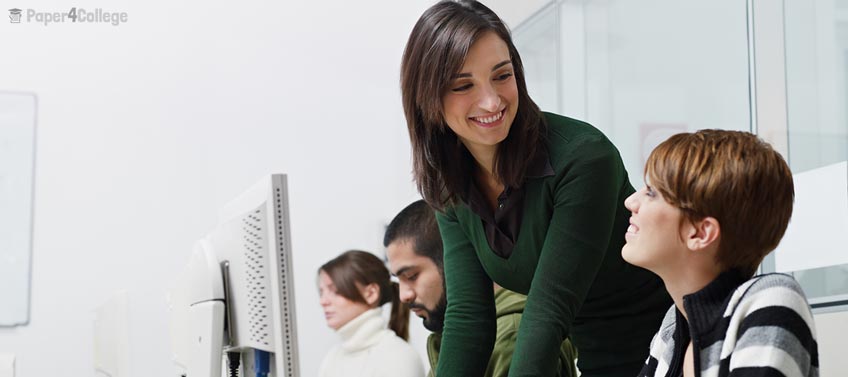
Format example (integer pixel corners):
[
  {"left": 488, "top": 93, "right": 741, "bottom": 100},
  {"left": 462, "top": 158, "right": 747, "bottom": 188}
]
[{"left": 434, "top": 112, "right": 671, "bottom": 377}]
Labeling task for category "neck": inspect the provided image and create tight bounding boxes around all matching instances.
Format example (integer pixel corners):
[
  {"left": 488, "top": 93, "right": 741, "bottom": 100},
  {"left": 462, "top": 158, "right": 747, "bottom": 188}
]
[
  {"left": 475, "top": 164, "right": 501, "bottom": 187},
  {"left": 336, "top": 307, "right": 385, "bottom": 351},
  {"left": 660, "top": 265, "right": 722, "bottom": 321},
  {"left": 464, "top": 143, "right": 504, "bottom": 211},
  {"left": 463, "top": 142, "right": 498, "bottom": 178}
]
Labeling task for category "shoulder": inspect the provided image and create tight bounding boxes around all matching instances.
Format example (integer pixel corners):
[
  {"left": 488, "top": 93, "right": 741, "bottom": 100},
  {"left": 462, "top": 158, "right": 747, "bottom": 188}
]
[
  {"left": 321, "top": 344, "right": 342, "bottom": 359},
  {"left": 726, "top": 273, "right": 812, "bottom": 318},
  {"left": 724, "top": 273, "right": 817, "bottom": 350},
  {"left": 319, "top": 344, "right": 343, "bottom": 372},
  {"left": 723, "top": 275, "right": 819, "bottom": 375},
  {"left": 375, "top": 333, "right": 425, "bottom": 377},
  {"left": 541, "top": 112, "right": 623, "bottom": 172},
  {"left": 376, "top": 332, "right": 424, "bottom": 363},
  {"left": 741, "top": 273, "right": 806, "bottom": 295},
  {"left": 543, "top": 112, "right": 603, "bottom": 139},
  {"left": 543, "top": 112, "right": 613, "bottom": 152}
]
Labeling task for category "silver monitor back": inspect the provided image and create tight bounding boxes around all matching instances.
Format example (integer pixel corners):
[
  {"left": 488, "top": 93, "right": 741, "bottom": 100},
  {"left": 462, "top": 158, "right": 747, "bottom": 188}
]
[{"left": 213, "top": 174, "right": 299, "bottom": 377}]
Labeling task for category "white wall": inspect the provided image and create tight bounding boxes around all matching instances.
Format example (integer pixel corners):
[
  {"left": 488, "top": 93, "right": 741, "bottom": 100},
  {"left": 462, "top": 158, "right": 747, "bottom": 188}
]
[{"left": 0, "top": 0, "right": 434, "bottom": 376}]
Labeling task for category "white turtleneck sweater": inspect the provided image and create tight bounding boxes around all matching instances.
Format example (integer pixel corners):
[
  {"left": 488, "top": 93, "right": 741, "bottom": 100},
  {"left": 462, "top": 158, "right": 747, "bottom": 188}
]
[{"left": 318, "top": 308, "right": 424, "bottom": 377}]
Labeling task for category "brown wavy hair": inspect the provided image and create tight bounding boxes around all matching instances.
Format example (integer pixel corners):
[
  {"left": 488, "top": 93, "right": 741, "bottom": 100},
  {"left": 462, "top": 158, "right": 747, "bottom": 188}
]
[
  {"left": 400, "top": 0, "right": 546, "bottom": 210},
  {"left": 645, "top": 130, "right": 794, "bottom": 278},
  {"left": 319, "top": 250, "right": 410, "bottom": 340}
]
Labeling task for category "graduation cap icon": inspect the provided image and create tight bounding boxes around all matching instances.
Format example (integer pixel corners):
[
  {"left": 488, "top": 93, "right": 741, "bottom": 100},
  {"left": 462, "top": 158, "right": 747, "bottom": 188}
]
[{"left": 9, "top": 8, "right": 22, "bottom": 23}]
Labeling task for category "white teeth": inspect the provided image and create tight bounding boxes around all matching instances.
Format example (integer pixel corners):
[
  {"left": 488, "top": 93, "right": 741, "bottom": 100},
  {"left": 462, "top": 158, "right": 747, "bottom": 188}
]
[
  {"left": 627, "top": 225, "right": 637, "bottom": 233},
  {"left": 473, "top": 110, "right": 503, "bottom": 124}
]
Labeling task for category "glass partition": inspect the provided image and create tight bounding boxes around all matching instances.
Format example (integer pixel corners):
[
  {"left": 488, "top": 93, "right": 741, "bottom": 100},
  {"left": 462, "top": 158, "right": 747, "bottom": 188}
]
[
  {"left": 513, "top": 0, "right": 848, "bottom": 311},
  {"left": 781, "top": 0, "right": 848, "bottom": 310},
  {"left": 513, "top": 2, "right": 561, "bottom": 114}
]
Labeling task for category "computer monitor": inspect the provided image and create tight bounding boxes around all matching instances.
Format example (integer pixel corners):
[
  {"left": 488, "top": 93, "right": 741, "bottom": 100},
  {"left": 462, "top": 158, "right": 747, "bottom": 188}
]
[{"left": 169, "top": 174, "right": 299, "bottom": 377}]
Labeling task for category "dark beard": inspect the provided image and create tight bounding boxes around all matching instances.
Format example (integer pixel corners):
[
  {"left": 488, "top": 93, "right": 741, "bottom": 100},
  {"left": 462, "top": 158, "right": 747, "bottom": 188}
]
[{"left": 411, "top": 294, "right": 447, "bottom": 333}]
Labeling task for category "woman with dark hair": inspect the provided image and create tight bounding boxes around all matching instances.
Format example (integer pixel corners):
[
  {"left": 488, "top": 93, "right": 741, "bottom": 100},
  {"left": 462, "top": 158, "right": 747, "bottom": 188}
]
[
  {"left": 317, "top": 250, "right": 424, "bottom": 377},
  {"left": 399, "top": 1, "right": 671, "bottom": 376}
]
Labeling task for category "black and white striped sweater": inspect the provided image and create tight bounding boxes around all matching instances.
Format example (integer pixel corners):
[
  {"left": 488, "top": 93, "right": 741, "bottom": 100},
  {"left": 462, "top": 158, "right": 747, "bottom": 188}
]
[{"left": 638, "top": 270, "right": 819, "bottom": 377}]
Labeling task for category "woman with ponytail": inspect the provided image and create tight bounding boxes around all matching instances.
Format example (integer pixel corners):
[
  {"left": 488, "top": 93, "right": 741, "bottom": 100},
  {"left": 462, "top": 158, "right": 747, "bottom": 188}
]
[{"left": 317, "top": 250, "right": 424, "bottom": 377}]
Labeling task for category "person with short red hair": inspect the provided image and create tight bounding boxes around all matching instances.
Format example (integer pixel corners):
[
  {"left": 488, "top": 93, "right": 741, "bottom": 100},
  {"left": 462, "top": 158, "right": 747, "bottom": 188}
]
[{"left": 623, "top": 130, "right": 818, "bottom": 377}]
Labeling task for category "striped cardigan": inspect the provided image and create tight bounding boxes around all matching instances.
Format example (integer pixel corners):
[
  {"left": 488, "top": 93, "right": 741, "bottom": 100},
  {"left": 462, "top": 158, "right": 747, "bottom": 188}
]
[{"left": 638, "top": 270, "right": 819, "bottom": 377}]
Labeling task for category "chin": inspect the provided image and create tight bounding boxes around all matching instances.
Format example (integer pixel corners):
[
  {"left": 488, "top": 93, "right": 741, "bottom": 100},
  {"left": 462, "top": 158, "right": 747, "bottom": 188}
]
[{"left": 621, "top": 246, "right": 640, "bottom": 267}]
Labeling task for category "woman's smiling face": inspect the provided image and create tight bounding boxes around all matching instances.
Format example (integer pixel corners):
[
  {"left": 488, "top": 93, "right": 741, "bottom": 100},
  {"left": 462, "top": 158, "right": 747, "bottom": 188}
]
[
  {"left": 441, "top": 31, "right": 518, "bottom": 156},
  {"left": 622, "top": 184, "right": 688, "bottom": 274}
]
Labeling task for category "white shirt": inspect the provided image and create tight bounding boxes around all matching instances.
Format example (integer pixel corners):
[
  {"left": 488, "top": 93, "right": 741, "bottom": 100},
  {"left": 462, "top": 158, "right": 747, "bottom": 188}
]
[{"left": 319, "top": 308, "right": 424, "bottom": 377}]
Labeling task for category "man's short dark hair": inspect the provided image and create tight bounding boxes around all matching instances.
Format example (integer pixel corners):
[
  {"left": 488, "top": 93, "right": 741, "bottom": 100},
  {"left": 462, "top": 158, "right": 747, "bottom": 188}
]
[{"left": 384, "top": 200, "right": 443, "bottom": 268}]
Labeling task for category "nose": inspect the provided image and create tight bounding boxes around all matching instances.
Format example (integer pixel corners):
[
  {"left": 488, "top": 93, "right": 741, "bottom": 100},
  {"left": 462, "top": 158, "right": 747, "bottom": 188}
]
[
  {"left": 624, "top": 190, "right": 640, "bottom": 213},
  {"left": 319, "top": 292, "right": 330, "bottom": 307},
  {"left": 477, "top": 83, "right": 501, "bottom": 113},
  {"left": 398, "top": 283, "right": 415, "bottom": 304}
]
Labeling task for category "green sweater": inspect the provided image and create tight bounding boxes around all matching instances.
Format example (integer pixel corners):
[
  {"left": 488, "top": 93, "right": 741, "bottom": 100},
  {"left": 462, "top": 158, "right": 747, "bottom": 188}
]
[
  {"left": 434, "top": 113, "right": 671, "bottom": 377},
  {"left": 426, "top": 288, "right": 578, "bottom": 377}
]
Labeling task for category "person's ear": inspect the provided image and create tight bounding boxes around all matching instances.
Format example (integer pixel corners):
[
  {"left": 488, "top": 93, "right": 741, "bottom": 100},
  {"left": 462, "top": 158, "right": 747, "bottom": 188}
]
[
  {"left": 362, "top": 283, "right": 381, "bottom": 307},
  {"left": 685, "top": 216, "right": 720, "bottom": 251}
]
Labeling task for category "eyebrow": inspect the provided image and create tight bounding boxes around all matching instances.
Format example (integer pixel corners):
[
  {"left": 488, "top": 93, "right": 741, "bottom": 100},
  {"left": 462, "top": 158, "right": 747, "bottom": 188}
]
[
  {"left": 451, "top": 60, "right": 512, "bottom": 79},
  {"left": 392, "top": 265, "right": 416, "bottom": 277}
]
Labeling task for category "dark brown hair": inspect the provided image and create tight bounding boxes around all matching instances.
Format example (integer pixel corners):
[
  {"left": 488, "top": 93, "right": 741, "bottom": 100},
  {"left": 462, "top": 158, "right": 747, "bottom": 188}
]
[
  {"left": 400, "top": 0, "right": 546, "bottom": 210},
  {"left": 319, "top": 250, "right": 410, "bottom": 340},
  {"left": 383, "top": 200, "right": 443, "bottom": 270},
  {"left": 645, "top": 130, "right": 795, "bottom": 278}
]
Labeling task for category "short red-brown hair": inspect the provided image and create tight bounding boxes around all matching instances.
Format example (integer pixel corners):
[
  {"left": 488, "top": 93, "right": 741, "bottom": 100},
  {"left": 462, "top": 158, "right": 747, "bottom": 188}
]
[{"left": 645, "top": 130, "right": 794, "bottom": 277}]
